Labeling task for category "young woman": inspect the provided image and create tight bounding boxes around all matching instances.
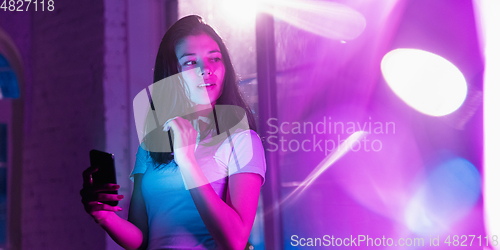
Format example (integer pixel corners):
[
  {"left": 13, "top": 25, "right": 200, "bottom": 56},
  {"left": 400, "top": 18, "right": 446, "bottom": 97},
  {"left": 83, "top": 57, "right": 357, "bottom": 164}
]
[{"left": 80, "top": 15, "right": 266, "bottom": 250}]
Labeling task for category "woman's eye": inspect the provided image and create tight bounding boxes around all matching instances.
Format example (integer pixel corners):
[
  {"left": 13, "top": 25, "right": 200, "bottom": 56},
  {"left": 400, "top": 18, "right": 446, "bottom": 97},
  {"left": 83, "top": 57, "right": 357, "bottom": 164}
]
[
  {"left": 211, "top": 57, "right": 221, "bottom": 62},
  {"left": 184, "top": 60, "right": 196, "bottom": 66}
]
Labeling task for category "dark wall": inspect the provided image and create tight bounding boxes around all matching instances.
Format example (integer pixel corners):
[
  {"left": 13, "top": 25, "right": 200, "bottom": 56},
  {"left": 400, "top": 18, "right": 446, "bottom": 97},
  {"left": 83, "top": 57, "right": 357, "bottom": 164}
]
[{"left": 1, "top": 1, "right": 108, "bottom": 249}]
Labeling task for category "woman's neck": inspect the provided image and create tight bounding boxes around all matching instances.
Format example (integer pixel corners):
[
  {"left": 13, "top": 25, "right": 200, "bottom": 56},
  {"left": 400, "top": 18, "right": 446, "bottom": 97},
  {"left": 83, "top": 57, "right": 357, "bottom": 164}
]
[
  {"left": 189, "top": 102, "right": 215, "bottom": 117},
  {"left": 187, "top": 103, "right": 215, "bottom": 132}
]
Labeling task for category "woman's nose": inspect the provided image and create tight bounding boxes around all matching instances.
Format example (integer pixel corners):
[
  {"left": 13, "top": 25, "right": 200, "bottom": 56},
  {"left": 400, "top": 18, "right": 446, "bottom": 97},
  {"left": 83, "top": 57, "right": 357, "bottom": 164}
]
[
  {"left": 200, "top": 67, "right": 212, "bottom": 76},
  {"left": 199, "top": 62, "right": 213, "bottom": 76}
]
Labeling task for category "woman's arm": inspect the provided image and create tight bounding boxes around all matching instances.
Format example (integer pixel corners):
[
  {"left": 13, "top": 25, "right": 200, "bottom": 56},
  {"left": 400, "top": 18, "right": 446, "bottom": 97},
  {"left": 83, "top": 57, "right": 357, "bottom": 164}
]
[
  {"left": 167, "top": 116, "right": 262, "bottom": 249},
  {"left": 179, "top": 161, "right": 262, "bottom": 250},
  {"left": 97, "top": 173, "right": 148, "bottom": 250},
  {"left": 127, "top": 174, "right": 149, "bottom": 249}
]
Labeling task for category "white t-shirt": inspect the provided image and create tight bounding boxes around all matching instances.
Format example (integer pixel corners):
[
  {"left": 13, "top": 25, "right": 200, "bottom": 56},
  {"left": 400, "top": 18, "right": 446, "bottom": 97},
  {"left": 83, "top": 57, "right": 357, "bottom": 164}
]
[{"left": 130, "top": 128, "right": 266, "bottom": 250}]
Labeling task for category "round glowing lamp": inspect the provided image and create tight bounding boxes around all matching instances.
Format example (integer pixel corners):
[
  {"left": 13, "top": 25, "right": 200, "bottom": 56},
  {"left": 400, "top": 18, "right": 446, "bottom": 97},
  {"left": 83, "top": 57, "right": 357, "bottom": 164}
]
[{"left": 381, "top": 49, "right": 468, "bottom": 116}]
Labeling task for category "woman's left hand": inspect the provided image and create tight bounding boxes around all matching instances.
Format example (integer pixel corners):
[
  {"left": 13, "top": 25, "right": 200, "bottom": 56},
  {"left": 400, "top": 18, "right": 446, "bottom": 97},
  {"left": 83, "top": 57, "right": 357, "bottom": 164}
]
[{"left": 164, "top": 116, "right": 198, "bottom": 165}]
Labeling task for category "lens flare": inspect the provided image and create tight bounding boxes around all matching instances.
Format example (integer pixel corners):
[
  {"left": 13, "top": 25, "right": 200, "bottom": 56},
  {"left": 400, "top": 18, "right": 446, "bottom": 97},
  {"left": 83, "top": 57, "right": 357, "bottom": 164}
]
[
  {"left": 266, "top": 131, "right": 367, "bottom": 214},
  {"left": 268, "top": 0, "right": 366, "bottom": 41},
  {"left": 404, "top": 158, "right": 481, "bottom": 235},
  {"left": 220, "top": 0, "right": 259, "bottom": 26},
  {"left": 381, "top": 49, "right": 468, "bottom": 116},
  {"left": 474, "top": 0, "right": 500, "bottom": 246},
  {"left": 219, "top": 0, "right": 366, "bottom": 41}
]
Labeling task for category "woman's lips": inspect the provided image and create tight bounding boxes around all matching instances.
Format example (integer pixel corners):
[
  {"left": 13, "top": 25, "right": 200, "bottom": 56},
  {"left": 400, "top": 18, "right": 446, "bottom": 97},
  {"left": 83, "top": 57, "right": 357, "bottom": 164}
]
[{"left": 198, "top": 83, "right": 215, "bottom": 88}]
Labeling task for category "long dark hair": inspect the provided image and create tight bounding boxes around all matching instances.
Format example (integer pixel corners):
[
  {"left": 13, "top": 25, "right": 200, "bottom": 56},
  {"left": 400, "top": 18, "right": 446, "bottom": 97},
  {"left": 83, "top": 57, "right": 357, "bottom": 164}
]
[{"left": 141, "top": 15, "right": 257, "bottom": 170}]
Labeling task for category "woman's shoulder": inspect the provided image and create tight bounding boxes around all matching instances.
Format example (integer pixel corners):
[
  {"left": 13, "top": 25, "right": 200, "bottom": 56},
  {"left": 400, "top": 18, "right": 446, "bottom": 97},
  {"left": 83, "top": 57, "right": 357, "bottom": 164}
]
[
  {"left": 216, "top": 129, "right": 265, "bottom": 159},
  {"left": 130, "top": 143, "right": 151, "bottom": 181},
  {"left": 136, "top": 142, "right": 151, "bottom": 159},
  {"left": 225, "top": 129, "right": 263, "bottom": 146}
]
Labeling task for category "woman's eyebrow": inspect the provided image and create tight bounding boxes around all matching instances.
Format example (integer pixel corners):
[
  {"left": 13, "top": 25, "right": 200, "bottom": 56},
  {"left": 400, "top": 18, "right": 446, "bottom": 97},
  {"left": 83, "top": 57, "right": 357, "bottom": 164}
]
[
  {"left": 179, "top": 53, "right": 196, "bottom": 60},
  {"left": 179, "top": 50, "right": 220, "bottom": 59},
  {"left": 208, "top": 50, "right": 221, "bottom": 54}
]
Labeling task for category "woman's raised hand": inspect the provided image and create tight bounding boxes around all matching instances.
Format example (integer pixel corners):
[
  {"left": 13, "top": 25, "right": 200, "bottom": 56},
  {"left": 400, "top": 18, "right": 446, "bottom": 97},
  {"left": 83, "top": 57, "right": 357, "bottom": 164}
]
[
  {"left": 164, "top": 116, "right": 198, "bottom": 165},
  {"left": 80, "top": 166, "right": 124, "bottom": 224}
]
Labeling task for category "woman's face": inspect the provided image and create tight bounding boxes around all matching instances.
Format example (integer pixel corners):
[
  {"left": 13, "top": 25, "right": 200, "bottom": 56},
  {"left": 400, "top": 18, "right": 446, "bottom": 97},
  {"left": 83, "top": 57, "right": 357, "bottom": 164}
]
[{"left": 175, "top": 33, "right": 226, "bottom": 107}]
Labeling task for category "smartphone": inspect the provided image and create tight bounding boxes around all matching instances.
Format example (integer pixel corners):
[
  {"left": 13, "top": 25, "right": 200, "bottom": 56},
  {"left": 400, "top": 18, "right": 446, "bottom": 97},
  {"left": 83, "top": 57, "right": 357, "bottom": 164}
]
[{"left": 89, "top": 149, "right": 118, "bottom": 206}]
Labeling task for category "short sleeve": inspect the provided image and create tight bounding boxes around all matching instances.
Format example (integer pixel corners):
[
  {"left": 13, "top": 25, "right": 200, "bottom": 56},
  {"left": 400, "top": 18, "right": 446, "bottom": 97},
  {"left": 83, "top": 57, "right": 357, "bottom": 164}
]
[
  {"left": 130, "top": 143, "right": 151, "bottom": 182},
  {"left": 227, "top": 130, "right": 267, "bottom": 185}
]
